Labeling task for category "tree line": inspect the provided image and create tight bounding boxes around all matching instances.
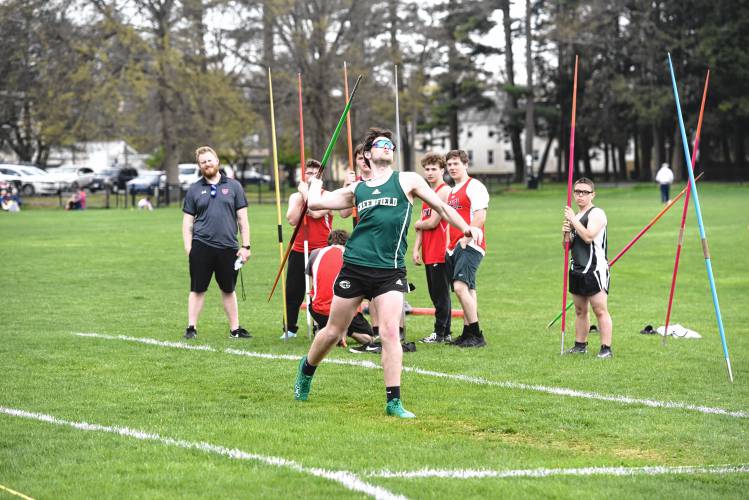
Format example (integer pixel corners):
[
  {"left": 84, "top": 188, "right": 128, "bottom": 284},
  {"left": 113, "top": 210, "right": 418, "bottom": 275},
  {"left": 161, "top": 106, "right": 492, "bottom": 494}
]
[{"left": 0, "top": 0, "right": 746, "bottom": 185}]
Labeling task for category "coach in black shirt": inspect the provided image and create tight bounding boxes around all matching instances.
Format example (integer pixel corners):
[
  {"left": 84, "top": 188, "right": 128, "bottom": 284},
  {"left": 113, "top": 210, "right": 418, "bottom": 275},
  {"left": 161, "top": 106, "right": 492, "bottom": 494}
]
[{"left": 182, "top": 146, "right": 251, "bottom": 340}]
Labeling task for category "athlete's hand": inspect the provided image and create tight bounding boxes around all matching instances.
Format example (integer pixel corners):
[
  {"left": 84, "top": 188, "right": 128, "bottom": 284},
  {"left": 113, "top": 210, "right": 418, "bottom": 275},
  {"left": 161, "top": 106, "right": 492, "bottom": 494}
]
[
  {"left": 237, "top": 247, "right": 251, "bottom": 263},
  {"left": 564, "top": 206, "right": 576, "bottom": 223},
  {"left": 412, "top": 250, "right": 422, "bottom": 266},
  {"left": 343, "top": 170, "right": 356, "bottom": 186},
  {"left": 463, "top": 226, "right": 483, "bottom": 245},
  {"left": 297, "top": 180, "right": 309, "bottom": 198},
  {"left": 562, "top": 221, "right": 571, "bottom": 233}
]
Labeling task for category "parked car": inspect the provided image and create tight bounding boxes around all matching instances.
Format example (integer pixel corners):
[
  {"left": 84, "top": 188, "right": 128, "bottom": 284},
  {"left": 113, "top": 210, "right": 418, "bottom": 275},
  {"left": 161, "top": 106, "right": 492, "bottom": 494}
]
[
  {"left": 236, "top": 167, "right": 271, "bottom": 184},
  {"left": 90, "top": 166, "right": 139, "bottom": 192},
  {"left": 47, "top": 165, "right": 95, "bottom": 190},
  {"left": 0, "top": 164, "right": 63, "bottom": 195},
  {"left": 178, "top": 163, "right": 200, "bottom": 189},
  {"left": 0, "top": 169, "right": 24, "bottom": 192},
  {"left": 126, "top": 171, "right": 166, "bottom": 195}
]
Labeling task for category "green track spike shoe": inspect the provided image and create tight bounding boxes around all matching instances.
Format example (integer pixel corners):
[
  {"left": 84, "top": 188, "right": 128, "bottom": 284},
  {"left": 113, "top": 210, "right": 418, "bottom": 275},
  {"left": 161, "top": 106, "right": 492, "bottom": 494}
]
[
  {"left": 385, "top": 398, "right": 416, "bottom": 418},
  {"left": 294, "top": 356, "right": 313, "bottom": 401}
]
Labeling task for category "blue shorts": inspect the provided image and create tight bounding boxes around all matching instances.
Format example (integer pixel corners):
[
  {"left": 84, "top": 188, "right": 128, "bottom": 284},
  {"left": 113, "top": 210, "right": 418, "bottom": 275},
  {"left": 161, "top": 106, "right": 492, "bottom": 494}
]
[{"left": 445, "top": 245, "right": 483, "bottom": 290}]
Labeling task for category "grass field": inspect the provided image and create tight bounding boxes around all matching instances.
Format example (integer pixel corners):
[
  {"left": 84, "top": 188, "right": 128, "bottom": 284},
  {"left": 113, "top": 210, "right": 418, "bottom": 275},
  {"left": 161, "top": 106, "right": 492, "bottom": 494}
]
[{"left": 2, "top": 182, "right": 748, "bottom": 499}]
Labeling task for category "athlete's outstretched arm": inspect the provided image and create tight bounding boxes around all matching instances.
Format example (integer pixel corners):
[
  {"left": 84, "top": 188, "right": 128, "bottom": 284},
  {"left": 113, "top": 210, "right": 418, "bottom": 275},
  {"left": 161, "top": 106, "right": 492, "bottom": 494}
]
[
  {"left": 414, "top": 186, "right": 449, "bottom": 231},
  {"left": 404, "top": 173, "right": 483, "bottom": 244},
  {"left": 308, "top": 177, "right": 355, "bottom": 211}
]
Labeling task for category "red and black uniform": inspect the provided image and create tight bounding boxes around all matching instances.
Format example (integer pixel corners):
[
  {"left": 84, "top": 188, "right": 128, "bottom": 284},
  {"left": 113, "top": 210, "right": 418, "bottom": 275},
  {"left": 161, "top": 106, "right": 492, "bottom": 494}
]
[
  {"left": 445, "top": 177, "right": 489, "bottom": 290},
  {"left": 307, "top": 245, "right": 372, "bottom": 336},
  {"left": 420, "top": 183, "right": 451, "bottom": 336},
  {"left": 447, "top": 178, "right": 487, "bottom": 254},
  {"left": 285, "top": 209, "right": 333, "bottom": 333}
]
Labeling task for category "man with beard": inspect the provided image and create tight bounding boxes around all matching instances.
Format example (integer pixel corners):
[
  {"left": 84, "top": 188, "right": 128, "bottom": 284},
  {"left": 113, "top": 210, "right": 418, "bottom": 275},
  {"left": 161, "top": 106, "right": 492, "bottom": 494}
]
[{"left": 182, "top": 146, "right": 252, "bottom": 340}]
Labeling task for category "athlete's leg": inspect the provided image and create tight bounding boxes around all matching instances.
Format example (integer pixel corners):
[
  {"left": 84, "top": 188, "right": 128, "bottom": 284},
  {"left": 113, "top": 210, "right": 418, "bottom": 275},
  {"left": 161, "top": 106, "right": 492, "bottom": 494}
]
[
  {"left": 350, "top": 332, "right": 373, "bottom": 345},
  {"left": 453, "top": 280, "right": 478, "bottom": 323},
  {"left": 221, "top": 291, "right": 239, "bottom": 331},
  {"left": 427, "top": 264, "right": 452, "bottom": 335},
  {"left": 284, "top": 251, "right": 307, "bottom": 332},
  {"left": 368, "top": 300, "right": 378, "bottom": 338},
  {"left": 372, "top": 290, "right": 404, "bottom": 387},
  {"left": 307, "top": 295, "right": 362, "bottom": 365},
  {"left": 188, "top": 292, "right": 206, "bottom": 326},
  {"left": 589, "top": 291, "right": 612, "bottom": 346},
  {"left": 572, "top": 293, "right": 590, "bottom": 343}
]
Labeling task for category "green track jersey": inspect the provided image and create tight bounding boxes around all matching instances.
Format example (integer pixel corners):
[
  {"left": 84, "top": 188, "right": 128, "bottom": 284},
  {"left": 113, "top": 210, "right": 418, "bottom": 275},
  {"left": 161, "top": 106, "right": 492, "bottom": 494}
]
[{"left": 343, "top": 171, "right": 412, "bottom": 269}]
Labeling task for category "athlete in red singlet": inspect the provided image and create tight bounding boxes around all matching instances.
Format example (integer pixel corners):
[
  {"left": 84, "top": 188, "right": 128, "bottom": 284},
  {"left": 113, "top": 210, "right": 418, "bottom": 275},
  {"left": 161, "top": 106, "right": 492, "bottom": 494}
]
[
  {"left": 307, "top": 230, "right": 374, "bottom": 347},
  {"left": 284, "top": 159, "right": 333, "bottom": 339},
  {"left": 444, "top": 149, "right": 489, "bottom": 348},
  {"left": 412, "top": 153, "right": 452, "bottom": 343}
]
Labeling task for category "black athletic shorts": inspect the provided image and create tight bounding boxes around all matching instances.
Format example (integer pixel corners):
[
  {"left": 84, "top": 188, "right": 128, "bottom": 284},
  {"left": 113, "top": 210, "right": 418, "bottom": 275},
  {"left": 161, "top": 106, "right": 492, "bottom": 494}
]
[
  {"left": 569, "top": 269, "right": 609, "bottom": 296},
  {"left": 445, "top": 245, "right": 483, "bottom": 290},
  {"left": 189, "top": 239, "right": 238, "bottom": 293},
  {"left": 309, "top": 306, "right": 373, "bottom": 337},
  {"left": 333, "top": 263, "right": 408, "bottom": 300}
]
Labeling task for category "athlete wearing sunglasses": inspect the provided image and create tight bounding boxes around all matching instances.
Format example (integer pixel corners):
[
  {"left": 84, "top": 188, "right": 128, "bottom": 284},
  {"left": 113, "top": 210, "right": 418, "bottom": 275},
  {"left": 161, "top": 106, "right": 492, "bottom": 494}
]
[{"left": 294, "top": 127, "right": 483, "bottom": 420}]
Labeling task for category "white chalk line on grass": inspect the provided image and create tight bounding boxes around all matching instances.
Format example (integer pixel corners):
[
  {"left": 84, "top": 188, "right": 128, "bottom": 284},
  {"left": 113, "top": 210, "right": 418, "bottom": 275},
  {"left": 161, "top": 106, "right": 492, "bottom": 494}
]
[
  {"left": 0, "top": 483, "right": 34, "bottom": 500},
  {"left": 366, "top": 464, "right": 749, "bottom": 480},
  {"left": 5, "top": 405, "right": 746, "bottom": 491},
  {"left": 0, "top": 407, "right": 403, "bottom": 500},
  {"left": 74, "top": 333, "right": 748, "bottom": 419}
]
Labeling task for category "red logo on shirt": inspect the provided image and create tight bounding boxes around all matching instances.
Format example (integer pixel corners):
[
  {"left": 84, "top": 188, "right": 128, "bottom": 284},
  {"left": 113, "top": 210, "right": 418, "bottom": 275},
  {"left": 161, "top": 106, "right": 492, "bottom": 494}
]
[{"left": 222, "top": 188, "right": 229, "bottom": 195}]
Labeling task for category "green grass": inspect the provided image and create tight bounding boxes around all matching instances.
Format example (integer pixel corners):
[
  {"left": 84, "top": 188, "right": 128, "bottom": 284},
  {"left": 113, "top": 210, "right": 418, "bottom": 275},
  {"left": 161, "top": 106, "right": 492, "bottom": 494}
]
[{"left": 1, "top": 182, "right": 748, "bottom": 498}]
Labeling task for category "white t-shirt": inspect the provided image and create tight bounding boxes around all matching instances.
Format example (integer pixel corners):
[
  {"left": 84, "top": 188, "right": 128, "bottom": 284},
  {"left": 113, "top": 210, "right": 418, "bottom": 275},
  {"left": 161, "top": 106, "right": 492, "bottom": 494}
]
[
  {"left": 448, "top": 177, "right": 489, "bottom": 255},
  {"left": 655, "top": 166, "right": 674, "bottom": 185}
]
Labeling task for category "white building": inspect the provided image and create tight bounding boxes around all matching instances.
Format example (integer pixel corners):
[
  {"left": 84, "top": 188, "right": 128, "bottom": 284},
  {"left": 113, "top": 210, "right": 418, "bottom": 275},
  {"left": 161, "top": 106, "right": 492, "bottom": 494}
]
[{"left": 413, "top": 95, "right": 633, "bottom": 178}]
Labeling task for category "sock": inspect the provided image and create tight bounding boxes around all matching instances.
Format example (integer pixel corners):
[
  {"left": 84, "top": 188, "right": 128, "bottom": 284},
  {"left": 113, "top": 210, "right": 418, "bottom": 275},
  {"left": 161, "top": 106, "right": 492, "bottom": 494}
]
[
  {"left": 575, "top": 341, "right": 588, "bottom": 347},
  {"left": 601, "top": 344, "right": 610, "bottom": 350},
  {"left": 186, "top": 325, "right": 196, "bottom": 331},
  {"left": 386, "top": 386, "right": 400, "bottom": 402},
  {"left": 302, "top": 358, "right": 317, "bottom": 376},
  {"left": 467, "top": 322, "right": 481, "bottom": 337}
]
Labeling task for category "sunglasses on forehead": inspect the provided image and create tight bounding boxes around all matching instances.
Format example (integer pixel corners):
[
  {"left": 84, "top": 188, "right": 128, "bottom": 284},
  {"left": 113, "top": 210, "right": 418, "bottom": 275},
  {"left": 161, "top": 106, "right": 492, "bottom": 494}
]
[{"left": 372, "top": 139, "right": 396, "bottom": 151}]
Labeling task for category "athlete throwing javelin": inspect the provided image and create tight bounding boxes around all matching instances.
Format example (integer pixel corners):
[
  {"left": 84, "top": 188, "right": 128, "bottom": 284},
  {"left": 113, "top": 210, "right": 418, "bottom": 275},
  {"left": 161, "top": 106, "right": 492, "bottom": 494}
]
[{"left": 293, "top": 127, "right": 483, "bottom": 418}]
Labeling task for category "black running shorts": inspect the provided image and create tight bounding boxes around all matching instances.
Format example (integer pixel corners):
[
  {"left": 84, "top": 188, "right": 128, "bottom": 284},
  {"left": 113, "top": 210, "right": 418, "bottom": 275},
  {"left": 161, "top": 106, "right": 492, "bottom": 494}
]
[
  {"left": 569, "top": 270, "right": 609, "bottom": 296},
  {"left": 333, "top": 263, "right": 408, "bottom": 300},
  {"left": 445, "top": 245, "right": 483, "bottom": 290},
  {"left": 309, "top": 306, "right": 373, "bottom": 337},
  {"left": 189, "top": 239, "right": 238, "bottom": 293}
]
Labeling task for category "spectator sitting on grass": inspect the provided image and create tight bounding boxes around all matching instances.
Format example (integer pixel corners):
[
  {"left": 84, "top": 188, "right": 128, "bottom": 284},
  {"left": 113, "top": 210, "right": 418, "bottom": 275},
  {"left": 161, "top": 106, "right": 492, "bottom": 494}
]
[
  {"left": 65, "top": 188, "right": 86, "bottom": 211},
  {"left": 138, "top": 196, "right": 154, "bottom": 211},
  {"left": 1, "top": 188, "right": 20, "bottom": 212}
]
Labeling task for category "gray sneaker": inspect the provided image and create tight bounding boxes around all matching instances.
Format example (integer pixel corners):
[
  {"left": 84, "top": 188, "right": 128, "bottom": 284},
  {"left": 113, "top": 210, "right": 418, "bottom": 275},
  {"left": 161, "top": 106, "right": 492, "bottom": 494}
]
[
  {"left": 566, "top": 342, "right": 587, "bottom": 354},
  {"left": 421, "top": 332, "right": 451, "bottom": 343},
  {"left": 420, "top": 332, "right": 440, "bottom": 343},
  {"left": 230, "top": 327, "right": 251, "bottom": 339},
  {"left": 597, "top": 346, "right": 613, "bottom": 358}
]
